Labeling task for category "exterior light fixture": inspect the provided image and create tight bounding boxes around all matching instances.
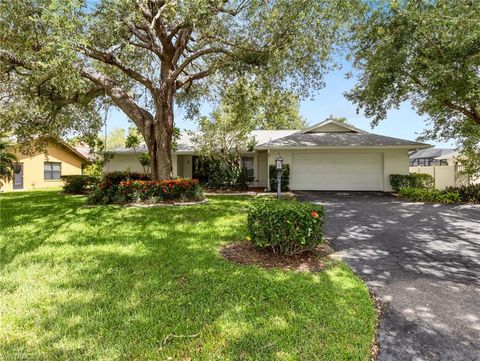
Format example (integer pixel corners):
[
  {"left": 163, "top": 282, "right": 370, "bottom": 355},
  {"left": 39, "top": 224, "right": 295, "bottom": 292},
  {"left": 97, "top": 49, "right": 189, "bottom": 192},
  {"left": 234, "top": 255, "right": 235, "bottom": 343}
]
[{"left": 275, "top": 154, "right": 284, "bottom": 199}]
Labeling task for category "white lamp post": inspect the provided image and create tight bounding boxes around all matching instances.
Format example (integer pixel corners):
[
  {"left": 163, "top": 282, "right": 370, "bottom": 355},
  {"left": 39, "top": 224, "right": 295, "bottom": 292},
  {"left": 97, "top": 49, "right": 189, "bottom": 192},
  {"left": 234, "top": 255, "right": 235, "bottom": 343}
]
[{"left": 275, "top": 154, "right": 284, "bottom": 199}]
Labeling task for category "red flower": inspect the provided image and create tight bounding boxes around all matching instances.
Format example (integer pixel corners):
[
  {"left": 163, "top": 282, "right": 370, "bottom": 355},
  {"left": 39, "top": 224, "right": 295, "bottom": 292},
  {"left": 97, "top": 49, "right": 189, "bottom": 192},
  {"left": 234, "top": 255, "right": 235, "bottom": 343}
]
[{"left": 311, "top": 211, "right": 319, "bottom": 219}]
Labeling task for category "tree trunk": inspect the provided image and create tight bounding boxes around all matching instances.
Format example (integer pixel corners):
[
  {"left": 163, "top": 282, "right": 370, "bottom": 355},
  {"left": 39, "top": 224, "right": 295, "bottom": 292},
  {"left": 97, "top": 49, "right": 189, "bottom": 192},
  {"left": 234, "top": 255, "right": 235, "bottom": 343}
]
[{"left": 145, "top": 90, "right": 175, "bottom": 180}]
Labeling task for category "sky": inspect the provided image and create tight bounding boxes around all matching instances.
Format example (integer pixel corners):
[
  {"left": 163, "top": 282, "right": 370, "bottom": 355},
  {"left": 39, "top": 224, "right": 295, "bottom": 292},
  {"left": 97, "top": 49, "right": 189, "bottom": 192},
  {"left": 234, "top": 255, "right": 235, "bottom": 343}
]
[{"left": 105, "top": 62, "right": 456, "bottom": 149}]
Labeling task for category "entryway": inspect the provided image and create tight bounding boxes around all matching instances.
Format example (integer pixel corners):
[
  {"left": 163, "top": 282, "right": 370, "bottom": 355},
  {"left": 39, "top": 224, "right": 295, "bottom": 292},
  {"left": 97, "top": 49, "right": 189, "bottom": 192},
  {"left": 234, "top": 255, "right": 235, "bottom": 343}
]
[{"left": 13, "top": 163, "right": 23, "bottom": 190}]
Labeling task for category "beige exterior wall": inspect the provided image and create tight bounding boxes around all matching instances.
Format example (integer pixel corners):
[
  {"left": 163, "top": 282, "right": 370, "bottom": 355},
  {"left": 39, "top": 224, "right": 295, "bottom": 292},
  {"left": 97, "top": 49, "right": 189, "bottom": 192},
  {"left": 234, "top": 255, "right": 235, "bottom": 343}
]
[
  {"left": 104, "top": 153, "right": 187, "bottom": 177},
  {"left": 104, "top": 153, "right": 146, "bottom": 173},
  {"left": 409, "top": 165, "right": 476, "bottom": 189},
  {"left": 267, "top": 148, "right": 409, "bottom": 192},
  {"left": 1, "top": 143, "right": 85, "bottom": 192},
  {"left": 102, "top": 148, "right": 411, "bottom": 192}
]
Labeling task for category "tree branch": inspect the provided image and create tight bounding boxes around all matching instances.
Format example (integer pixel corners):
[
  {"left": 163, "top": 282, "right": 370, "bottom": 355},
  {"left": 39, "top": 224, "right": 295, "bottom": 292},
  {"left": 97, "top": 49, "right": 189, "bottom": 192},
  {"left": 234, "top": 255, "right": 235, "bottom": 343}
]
[
  {"left": 78, "top": 66, "right": 153, "bottom": 129},
  {"left": 81, "top": 46, "right": 156, "bottom": 91},
  {"left": 0, "top": 49, "right": 31, "bottom": 69},
  {"left": 171, "top": 47, "right": 231, "bottom": 80},
  {"left": 176, "top": 69, "right": 213, "bottom": 89}
]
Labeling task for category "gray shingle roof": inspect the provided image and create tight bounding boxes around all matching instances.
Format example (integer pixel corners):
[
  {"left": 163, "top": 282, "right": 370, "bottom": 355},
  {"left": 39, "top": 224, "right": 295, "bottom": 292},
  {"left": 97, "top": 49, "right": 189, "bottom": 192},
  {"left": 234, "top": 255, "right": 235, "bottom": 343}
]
[
  {"left": 256, "top": 132, "right": 430, "bottom": 149},
  {"left": 409, "top": 148, "right": 455, "bottom": 159},
  {"left": 109, "top": 119, "right": 431, "bottom": 153}
]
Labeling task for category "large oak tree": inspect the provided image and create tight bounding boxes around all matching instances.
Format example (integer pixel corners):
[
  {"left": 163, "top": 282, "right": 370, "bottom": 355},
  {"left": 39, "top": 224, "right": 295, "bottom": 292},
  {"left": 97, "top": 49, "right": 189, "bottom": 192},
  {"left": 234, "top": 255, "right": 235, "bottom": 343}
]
[
  {"left": 0, "top": 0, "right": 358, "bottom": 179},
  {"left": 348, "top": 0, "right": 480, "bottom": 174}
]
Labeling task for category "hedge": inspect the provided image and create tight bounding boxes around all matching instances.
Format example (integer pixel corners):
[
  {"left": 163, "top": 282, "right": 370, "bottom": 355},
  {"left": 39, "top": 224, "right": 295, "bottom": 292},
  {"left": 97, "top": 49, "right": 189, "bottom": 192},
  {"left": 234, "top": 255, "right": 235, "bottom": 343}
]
[
  {"left": 269, "top": 164, "right": 290, "bottom": 192},
  {"left": 62, "top": 175, "right": 99, "bottom": 194},
  {"left": 398, "top": 187, "right": 460, "bottom": 204},
  {"left": 389, "top": 173, "right": 434, "bottom": 192},
  {"left": 247, "top": 198, "right": 324, "bottom": 255}
]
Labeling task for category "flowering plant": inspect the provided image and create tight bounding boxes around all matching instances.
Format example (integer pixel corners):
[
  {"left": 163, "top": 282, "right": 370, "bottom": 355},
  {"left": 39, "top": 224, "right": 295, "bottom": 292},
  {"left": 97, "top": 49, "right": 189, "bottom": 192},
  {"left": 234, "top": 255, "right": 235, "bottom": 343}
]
[{"left": 89, "top": 176, "right": 203, "bottom": 204}]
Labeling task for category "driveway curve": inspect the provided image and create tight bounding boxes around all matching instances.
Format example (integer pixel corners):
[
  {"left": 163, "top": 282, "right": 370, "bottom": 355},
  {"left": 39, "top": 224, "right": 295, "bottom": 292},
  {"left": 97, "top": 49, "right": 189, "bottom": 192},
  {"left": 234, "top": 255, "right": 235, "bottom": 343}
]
[{"left": 296, "top": 192, "right": 480, "bottom": 361}]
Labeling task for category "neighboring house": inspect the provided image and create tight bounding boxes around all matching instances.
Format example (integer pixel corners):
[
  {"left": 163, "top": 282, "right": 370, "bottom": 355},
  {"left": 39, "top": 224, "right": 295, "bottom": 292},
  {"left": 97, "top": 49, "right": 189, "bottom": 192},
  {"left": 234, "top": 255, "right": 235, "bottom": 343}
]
[
  {"left": 410, "top": 150, "right": 479, "bottom": 189},
  {"left": 1, "top": 140, "right": 90, "bottom": 192},
  {"left": 409, "top": 148, "right": 454, "bottom": 166},
  {"left": 106, "top": 119, "right": 430, "bottom": 192}
]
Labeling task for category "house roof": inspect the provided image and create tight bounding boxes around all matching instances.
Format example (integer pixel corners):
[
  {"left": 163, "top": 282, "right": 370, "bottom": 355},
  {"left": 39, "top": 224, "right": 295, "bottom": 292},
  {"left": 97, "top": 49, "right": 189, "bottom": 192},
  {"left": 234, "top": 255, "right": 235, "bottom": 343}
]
[
  {"left": 110, "top": 119, "right": 431, "bottom": 154},
  {"left": 298, "top": 119, "right": 366, "bottom": 134},
  {"left": 8, "top": 138, "right": 91, "bottom": 162},
  {"left": 256, "top": 120, "right": 430, "bottom": 150},
  {"left": 74, "top": 145, "right": 96, "bottom": 161},
  {"left": 409, "top": 148, "right": 455, "bottom": 159},
  {"left": 256, "top": 132, "right": 430, "bottom": 149}
]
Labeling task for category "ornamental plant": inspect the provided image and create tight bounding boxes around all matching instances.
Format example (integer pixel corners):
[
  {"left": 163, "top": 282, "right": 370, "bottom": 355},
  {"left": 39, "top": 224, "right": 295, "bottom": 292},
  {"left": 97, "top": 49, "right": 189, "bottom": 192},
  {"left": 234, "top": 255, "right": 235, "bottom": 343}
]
[
  {"left": 62, "top": 175, "right": 99, "bottom": 194},
  {"left": 88, "top": 174, "right": 203, "bottom": 205},
  {"left": 247, "top": 198, "right": 325, "bottom": 255},
  {"left": 398, "top": 187, "right": 460, "bottom": 204}
]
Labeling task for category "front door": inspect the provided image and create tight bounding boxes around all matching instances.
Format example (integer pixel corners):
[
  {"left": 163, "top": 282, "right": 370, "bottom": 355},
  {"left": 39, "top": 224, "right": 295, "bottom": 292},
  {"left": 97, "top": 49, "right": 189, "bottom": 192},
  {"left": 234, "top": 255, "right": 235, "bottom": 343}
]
[
  {"left": 13, "top": 163, "right": 23, "bottom": 190},
  {"left": 192, "top": 156, "right": 202, "bottom": 180}
]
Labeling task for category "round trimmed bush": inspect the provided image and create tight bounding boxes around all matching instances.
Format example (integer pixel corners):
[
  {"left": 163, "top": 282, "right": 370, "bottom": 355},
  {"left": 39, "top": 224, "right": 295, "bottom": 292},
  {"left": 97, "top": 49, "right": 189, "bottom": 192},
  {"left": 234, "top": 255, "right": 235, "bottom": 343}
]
[{"left": 247, "top": 198, "right": 325, "bottom": 255}]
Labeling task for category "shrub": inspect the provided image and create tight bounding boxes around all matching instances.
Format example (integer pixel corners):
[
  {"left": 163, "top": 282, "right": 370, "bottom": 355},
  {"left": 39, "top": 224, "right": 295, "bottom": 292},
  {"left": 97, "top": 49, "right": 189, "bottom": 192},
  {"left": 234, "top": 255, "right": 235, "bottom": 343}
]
[
  {"left": 62, "top": 175, "right": 99, "bottom": 194},
  {"left": 444, "top": 184, "right": 480, "bottom": 204},
  {"left": 202, "top": 158, "right": 249, "bottom": 190},
  {"left": 389, "top": 173, "right": 434, "bottom": 192},
  {"left": 398, "top": 187, "right": 460, "bottom": 204},
  {"left": 247, "top": 198, "right": 324, "bottom": 255},
  {"left": 269, "top": 164, "right": 290, "bottom": 192},
  {"left": 88, "top": 177, "right": 204, "bottom": 204},
  {"left": 102, "top": 171, "right": 150, "bottom": 188}
]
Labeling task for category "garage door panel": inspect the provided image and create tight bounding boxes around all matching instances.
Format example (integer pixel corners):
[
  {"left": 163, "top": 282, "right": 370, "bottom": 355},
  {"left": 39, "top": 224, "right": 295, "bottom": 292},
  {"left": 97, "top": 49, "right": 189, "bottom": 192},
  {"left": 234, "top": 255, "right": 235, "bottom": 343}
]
[{"left": 291, "top": 153, "right": 383, "bottom": 191}]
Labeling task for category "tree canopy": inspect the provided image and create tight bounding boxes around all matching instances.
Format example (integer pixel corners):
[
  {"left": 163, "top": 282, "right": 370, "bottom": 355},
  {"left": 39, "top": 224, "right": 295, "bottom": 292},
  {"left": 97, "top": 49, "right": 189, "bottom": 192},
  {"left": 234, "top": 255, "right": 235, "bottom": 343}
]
[
  {"left": 0, "top": 0, "right": 360, "bottom": 179},
  {"left": 348, "top": 0, "right": 480, "bottom": 173}
]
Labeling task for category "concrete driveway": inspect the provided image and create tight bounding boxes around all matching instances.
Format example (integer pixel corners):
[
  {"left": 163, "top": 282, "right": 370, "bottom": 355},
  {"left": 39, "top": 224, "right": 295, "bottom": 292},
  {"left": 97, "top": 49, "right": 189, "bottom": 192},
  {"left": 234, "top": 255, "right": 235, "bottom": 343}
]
[{"left": 296, "top": 192, "right": 480, "bottom": 361}]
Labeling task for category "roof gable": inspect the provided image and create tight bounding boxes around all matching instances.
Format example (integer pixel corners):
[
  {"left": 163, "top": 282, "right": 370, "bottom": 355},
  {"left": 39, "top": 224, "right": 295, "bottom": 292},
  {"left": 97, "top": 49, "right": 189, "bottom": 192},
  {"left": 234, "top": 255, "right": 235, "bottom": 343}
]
[{"left": 300, "top": 119, "right": 365, "bottom": 134}]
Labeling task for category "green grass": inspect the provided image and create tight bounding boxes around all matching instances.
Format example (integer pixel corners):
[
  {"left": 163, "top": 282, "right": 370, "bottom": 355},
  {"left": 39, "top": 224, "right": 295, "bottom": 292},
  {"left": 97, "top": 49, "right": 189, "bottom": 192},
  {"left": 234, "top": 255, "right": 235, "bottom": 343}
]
[{"left": 0, "top": 189, "right": 376, "bottom": 360}]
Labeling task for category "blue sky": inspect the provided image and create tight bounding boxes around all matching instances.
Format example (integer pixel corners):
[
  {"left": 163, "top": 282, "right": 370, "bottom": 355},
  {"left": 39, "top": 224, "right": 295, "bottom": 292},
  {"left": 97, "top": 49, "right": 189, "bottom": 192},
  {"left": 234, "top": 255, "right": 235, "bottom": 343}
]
[{"left": 106, "top": 63, "right": 455, "bottom": 148}]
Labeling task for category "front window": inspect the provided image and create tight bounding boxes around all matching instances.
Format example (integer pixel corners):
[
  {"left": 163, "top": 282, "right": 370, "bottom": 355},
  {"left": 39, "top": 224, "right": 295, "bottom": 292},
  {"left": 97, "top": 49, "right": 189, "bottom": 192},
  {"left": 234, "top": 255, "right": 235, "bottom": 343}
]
[
  {"left": 241, "top": 156, "right": 254, "bottom": 182},
  {"left": 44, "top": 162, "right": 61, "bottom": 180}
]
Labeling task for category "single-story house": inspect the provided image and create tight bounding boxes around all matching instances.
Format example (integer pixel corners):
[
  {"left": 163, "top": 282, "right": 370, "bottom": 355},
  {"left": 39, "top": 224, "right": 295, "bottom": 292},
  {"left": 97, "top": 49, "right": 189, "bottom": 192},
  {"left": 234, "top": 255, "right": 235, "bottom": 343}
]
[
  {"left": 1, "top": 140, "right": 90, "bottom": 192},
  {"left": 106, "top": 119, "right": 431, "bottom": 192},
  {"left": 409, "top": 148, "right": 454, "bottom": 166}
]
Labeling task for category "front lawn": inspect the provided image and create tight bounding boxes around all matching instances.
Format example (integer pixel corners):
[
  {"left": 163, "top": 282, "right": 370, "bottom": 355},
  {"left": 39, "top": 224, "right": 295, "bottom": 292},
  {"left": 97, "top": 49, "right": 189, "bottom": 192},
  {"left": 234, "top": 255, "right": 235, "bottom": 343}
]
[{"left": 0, "top": 190, "right": 376, "bottom": 360}]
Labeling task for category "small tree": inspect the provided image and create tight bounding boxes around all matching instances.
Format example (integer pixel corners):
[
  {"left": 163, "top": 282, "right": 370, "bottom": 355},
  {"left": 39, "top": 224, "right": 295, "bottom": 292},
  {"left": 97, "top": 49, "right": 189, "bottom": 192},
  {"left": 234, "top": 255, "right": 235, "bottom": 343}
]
[
  {"left": 192, "top": 80, "right": 306, "bottom": 188},
  {"left": 0, "top": 137, "right": 18, "bottom": 185}
]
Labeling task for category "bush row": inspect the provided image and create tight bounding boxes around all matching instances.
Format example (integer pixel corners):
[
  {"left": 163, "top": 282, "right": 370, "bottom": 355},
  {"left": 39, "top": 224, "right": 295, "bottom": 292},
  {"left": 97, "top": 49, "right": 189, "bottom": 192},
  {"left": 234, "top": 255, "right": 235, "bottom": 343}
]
[
  {"left": 398, "top": 187, "right": 461, "bottom": 204},
  {"left": 389, "top": 173, "right": 434, "bottom": 192},
  {"left": 85, "top": 171, "right": 204, "bottom": 204},
  {"left": 445, "top": 184, "right": 480, "bottom": 204},
  {"left": 247, "top": 198, "right": 324, "bottom": 255}
]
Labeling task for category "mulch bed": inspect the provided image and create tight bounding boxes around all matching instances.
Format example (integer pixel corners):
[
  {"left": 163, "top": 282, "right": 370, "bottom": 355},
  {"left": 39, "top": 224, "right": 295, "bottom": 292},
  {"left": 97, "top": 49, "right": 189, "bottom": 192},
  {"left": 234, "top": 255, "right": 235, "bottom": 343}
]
[{"left": 221, "top": 241, "right": 330, "bottom": 273}]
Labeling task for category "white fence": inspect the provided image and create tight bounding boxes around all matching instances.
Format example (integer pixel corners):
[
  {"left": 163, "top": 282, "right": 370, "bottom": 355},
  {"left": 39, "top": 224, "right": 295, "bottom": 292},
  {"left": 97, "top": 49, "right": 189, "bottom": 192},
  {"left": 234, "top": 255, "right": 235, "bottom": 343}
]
[{"left": 409, "top": 165, "right": 478, "bottom": 189}]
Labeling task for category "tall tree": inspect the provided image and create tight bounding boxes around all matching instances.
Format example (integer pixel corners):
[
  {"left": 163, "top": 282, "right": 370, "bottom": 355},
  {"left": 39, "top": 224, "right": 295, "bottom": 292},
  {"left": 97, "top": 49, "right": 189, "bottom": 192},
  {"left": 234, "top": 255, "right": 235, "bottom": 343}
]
[
  {"left": 0, "top": 0, "right": 359, "bottom": 179},
  {"left": 347, "top": 0, "right": 480, "bottom": 173}
]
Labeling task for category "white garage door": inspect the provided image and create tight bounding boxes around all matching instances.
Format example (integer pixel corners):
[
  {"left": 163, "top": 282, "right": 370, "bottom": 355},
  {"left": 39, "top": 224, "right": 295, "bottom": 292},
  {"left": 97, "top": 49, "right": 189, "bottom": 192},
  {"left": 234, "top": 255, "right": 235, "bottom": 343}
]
[{"left": 291, "top": 153, "right": 384, "bottom": 191}]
